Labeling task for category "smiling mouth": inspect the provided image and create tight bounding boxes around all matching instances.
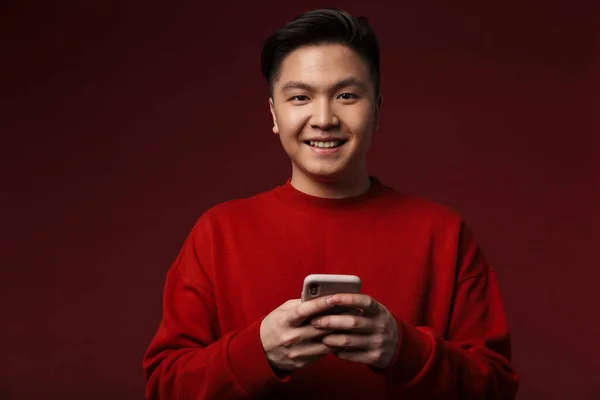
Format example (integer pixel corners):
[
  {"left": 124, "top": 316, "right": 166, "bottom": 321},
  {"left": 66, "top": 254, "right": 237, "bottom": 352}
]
[{"left": 304, "top": 140, "right": 347, "bottom": 149}]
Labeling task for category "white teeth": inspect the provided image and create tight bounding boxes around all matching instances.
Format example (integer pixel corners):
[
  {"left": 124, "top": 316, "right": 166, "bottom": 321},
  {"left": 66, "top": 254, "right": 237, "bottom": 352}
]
[{"left": 308, "top": 140, "right": 342, "bottom": 148}]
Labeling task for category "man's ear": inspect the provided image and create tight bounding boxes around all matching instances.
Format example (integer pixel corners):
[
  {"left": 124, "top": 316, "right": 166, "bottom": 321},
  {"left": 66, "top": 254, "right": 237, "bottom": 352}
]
[
  {"left": 269, "top": 98, "right": 279, "bottom": 134},
  {"left": 374, "top": 95, "right": 383, "bottom": 130}
]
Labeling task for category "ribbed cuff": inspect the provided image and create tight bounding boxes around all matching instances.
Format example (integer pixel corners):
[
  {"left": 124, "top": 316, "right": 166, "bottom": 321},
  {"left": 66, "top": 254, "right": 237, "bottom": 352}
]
[
  {"left": 373, "top": 316, "right": 434, "bottom": 384},
  {"left": 227, "top": 318, "right": 288, "bottom": 396}
]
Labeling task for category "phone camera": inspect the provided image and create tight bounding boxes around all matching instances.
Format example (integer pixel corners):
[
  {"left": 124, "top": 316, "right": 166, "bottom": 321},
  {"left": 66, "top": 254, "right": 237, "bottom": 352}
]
[{"left": 308, "top": 283, "right": 319, "bottom": 296}]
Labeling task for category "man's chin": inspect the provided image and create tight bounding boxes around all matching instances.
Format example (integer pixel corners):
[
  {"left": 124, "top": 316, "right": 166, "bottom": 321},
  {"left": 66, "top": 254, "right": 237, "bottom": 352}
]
[{"left": 299, "top": 166, "right": 347, "bottom": 184}]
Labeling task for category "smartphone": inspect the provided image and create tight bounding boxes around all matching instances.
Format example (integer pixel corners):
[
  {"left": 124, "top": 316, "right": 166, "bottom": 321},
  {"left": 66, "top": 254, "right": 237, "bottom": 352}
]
[
  {"left": 301, "top": 274, "right": 362, "bottom": 302},
  {"left": 301, "top": 274, "right": 362, "bottom": 321}
]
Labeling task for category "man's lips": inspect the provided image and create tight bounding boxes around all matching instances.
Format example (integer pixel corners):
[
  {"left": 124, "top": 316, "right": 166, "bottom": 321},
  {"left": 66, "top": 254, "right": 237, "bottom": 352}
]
[{"left": 304, "top": 138, "right": 347, "bottom": 153}]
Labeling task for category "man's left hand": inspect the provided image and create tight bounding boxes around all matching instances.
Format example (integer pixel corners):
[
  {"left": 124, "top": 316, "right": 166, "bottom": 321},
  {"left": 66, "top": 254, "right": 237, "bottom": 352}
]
[{"left": 310, "top": 294, "right": 399, "bottom": 369}]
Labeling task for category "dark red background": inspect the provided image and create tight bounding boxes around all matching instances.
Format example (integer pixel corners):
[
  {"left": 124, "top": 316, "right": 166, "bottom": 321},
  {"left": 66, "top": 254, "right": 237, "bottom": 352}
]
[{"left": 1, "top": 1, "right": 598, "bottom": 399}]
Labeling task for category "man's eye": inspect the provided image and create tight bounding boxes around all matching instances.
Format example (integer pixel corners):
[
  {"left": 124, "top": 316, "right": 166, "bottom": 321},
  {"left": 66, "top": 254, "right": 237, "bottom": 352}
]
[
  {"left": 290, "top": 95, "right": 309, "bottom": 102},
  {"left": 338, "top": 93, "right": 358, "bottom": 100}
]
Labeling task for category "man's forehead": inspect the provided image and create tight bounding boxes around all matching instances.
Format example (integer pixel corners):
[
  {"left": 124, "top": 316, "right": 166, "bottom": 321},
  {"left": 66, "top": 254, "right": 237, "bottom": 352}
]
[
  {"left": 281, "top": 45, "right": 365, "bottom": 69},
  {"left": 274, "top": 45, "right": 371, "bottom": 90}
]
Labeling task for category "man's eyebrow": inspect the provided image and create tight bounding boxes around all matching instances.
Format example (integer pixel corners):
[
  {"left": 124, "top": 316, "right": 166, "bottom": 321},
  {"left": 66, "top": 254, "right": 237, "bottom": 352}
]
[
  {"left": 280, "top": 77, "right": 367, "bottom": 92},
  {"left": 280, "top": 81, "right": 313, "bottom": 92},
  {"left": 331, "top": 77, "right": 367, "bottom": 92}
]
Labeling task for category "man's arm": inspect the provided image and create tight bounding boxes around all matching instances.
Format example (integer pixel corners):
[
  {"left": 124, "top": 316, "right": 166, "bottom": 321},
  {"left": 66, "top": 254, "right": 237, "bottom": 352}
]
[
  {"left": 376, "top": 223, "right": 520, "bottom": 399},
  {"left": 142, "top": 234, "right": 284, "bottom": 400},
  {"left": 313, "top": 222, "right": 519, "bottom": 399}
]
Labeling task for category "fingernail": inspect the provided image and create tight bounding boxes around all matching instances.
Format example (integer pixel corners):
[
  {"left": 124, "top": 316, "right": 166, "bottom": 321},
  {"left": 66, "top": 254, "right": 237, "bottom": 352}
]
[{"left": 326, "top": 296, "right": 334, "bottom": 305}]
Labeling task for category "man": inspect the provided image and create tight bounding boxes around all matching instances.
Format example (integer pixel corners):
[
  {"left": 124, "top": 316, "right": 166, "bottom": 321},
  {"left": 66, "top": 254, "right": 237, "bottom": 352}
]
[{"left": 143, "top": 8, "right": 519, "bottom": 399}]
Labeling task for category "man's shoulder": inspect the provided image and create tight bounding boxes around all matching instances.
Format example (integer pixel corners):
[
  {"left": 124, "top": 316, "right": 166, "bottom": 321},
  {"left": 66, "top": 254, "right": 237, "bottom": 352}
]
[{"left": 375, "top": 190, "right": 467, "bottom": 245}]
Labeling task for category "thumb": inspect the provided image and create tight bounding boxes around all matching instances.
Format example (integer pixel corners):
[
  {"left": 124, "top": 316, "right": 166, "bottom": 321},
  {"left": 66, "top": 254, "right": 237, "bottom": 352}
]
[{"left": 280, "top": 299, "right": 301, "bottom": 310}]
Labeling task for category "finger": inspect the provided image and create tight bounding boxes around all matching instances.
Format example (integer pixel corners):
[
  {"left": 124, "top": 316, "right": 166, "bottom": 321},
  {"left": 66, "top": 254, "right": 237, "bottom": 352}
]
[
  {"left": 311, "top": 315, "right": 376, "bottom": 333},
  {"left": 321, "top": 333, "right": 377, "bottom": 350},
  {"left": 280, "top": 324, "right": 332, "bottom": 347},
  {"left": 333, "top": 349, "right": 375, "bottom": 364},
  {"left": 335, "top": 348, "right": 394, "bottom": 369},
  {"left": 287, "top": 296, "right": 335, "bottom": 326},
  {"left": 329, "top": 294, "right": 380, "bottom": 316},
  {"left": 287, "top": 341, "right": 334, "bottom": 360},
  {"left": 296, "top": 324, "right": 333, "bottom": 342}
]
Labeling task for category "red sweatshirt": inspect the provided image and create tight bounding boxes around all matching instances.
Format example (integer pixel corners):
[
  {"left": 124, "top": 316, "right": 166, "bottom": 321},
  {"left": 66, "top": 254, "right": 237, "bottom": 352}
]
[{"left": 143, "top": 178, "right": 519, "bottom": 399}]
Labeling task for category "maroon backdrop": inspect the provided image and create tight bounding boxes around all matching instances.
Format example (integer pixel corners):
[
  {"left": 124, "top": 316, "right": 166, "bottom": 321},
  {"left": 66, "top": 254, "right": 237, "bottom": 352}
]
[{"left": 1, "top": 1, "right": 597, "bottom": 399}]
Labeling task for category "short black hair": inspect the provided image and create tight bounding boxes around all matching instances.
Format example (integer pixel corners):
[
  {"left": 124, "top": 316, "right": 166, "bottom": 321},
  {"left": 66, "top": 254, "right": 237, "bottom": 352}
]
[{"left": 261, "top": 8, "right": 380, "bottom": 97}]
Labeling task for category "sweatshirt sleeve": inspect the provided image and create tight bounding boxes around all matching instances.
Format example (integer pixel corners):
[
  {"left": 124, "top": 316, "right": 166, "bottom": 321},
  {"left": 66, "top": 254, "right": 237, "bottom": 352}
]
[
  {"left": 375, "top": 222, "right": 520, "bottom": 399},
  {"left": 142, "top": 227, "right": 285, "bottom": 399}
]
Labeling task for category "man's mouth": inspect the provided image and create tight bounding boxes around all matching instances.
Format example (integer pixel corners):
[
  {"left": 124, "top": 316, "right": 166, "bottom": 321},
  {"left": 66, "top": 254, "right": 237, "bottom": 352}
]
[{"left": 304, "top": 140, "right": 347, "bottom": 149}]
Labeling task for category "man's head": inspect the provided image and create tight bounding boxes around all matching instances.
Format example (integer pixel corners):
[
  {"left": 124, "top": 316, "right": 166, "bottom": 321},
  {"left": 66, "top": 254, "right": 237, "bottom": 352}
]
[
  {"left": 261, "top": 9, "right": 382, "bottom": 191},
  {"left": 261, "top": 9, "right": 380, "bottom": 99}
]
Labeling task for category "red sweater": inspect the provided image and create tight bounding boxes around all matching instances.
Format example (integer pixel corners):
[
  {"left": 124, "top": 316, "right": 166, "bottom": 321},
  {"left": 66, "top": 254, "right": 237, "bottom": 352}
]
[{"left": 143, "top": 178, "right": 519, "bottom": 399}]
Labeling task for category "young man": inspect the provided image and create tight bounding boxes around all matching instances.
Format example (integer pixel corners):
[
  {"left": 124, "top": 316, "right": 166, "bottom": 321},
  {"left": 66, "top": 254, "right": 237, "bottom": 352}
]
[{"left": 143, "top": 8, "right": 519, "bottom": 399}]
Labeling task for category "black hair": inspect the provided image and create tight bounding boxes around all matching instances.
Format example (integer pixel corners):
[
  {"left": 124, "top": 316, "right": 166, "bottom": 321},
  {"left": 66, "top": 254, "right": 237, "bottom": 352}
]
[{"left": 261, "top": 8, "right": 380, "bottom": 97}]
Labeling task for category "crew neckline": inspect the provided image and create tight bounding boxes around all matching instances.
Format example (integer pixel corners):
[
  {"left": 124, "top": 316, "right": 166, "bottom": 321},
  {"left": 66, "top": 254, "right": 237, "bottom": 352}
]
[{"left": 275, "top": 176, "right": 387, "bottom": 212}]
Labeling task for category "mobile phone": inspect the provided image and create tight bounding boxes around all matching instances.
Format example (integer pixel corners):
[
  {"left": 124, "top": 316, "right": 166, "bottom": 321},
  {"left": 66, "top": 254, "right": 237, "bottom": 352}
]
[
  {"left": 301, "top": 274, "right": 362, "bottom": 302},
  {"left": 301, "top": 274, "right": 362, "bottom": 321}
]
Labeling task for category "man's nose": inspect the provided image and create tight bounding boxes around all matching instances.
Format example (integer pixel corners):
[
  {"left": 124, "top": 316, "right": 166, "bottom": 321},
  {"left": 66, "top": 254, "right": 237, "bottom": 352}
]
[{"left": 310, "top": 99, "right": 340, "bottom": 130}]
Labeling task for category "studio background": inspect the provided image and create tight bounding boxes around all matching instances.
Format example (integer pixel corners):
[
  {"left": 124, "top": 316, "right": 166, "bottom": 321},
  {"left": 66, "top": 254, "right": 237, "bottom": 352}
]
[{"left": 1, "top": 1, "right": 598, "bottom": 399}]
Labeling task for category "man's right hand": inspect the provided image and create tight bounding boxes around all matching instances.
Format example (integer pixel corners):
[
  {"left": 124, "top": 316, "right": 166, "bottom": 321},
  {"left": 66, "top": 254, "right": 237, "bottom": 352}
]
[{"left": 259, "top": 296, "right": 336, "bottom": 373}]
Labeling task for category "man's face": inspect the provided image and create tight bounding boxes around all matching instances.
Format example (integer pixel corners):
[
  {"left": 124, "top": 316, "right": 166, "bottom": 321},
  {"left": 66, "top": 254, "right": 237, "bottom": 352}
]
[{"left": 269, "top": 43, "right": 380, "bottom": 184}]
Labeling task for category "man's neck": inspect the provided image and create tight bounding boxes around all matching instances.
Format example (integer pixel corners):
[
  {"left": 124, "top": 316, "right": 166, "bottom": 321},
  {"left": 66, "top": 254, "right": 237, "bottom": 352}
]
[{"left": 290, "top": 170, "right": 372, "bottom": 199}]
